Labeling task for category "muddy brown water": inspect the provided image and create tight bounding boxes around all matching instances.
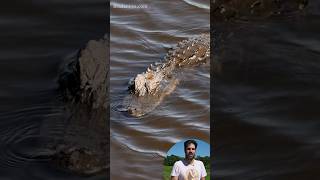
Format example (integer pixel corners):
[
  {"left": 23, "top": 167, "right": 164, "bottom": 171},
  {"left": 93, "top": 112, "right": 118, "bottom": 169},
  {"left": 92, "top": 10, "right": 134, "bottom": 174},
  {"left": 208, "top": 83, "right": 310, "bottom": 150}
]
[
  {"left": 212, "top": 2, "right": 320, "bottom": 179},
  {"left": 0, "top": 1, "right": 107, "bottom": 179},
  {"left": 110, "top": 0, "right": 210, "bottom": 179},
  {"left": 1, "top": 0, "right": 320, "bottom": 180}
]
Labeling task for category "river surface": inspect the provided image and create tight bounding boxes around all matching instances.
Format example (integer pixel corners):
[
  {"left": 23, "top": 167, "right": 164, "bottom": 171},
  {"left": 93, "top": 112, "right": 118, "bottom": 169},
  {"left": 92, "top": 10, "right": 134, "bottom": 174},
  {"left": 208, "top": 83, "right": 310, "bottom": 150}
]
[
  {"left": 0, "top": 1, "right": 106, "bottom": 179},
  {"left": 212, "top": 2, "right": 320, "bottom": 179},
  {"left": 110, "top": 0, "right": 210, "bottom": 179},
  {"left": 1, "top": 0, "right": 320, "bottom": 180}
]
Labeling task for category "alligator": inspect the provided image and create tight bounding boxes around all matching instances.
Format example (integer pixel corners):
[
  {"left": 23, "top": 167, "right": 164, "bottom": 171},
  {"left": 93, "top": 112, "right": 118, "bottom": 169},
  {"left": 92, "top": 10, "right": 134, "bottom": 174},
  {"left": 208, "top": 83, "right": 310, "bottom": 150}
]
[
  {"left": 48, "top": 0, "right": 309, "bottom": 174},
  {"left": 122, "top": 0, "right": 309, "bottom": 117},
  {"left": 124, "top": 33, "right": 210, "bottom": 117},
  {"left": 52, "top": 36, "right": 109, "bottom": 175}
]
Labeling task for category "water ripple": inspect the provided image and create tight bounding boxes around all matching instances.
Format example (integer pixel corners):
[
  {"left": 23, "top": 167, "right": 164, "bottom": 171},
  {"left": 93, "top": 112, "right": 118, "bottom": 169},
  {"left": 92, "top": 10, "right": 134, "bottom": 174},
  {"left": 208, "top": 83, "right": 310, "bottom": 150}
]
[{"left": 182, "top": 0, "right": 210, "bottom": 10}]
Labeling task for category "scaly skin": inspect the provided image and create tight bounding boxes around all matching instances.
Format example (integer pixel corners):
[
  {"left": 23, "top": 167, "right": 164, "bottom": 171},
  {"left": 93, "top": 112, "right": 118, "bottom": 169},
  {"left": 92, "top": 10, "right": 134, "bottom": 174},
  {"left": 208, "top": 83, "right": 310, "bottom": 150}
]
[
  {"left": 55, "top": 38, "right": 108, "bottom": 175},
  {"left": 51, "top": 0, "right": 309, "bottom": 172},
  {"left": 125, "top": 33, "right": 210, "bottom": 117}
]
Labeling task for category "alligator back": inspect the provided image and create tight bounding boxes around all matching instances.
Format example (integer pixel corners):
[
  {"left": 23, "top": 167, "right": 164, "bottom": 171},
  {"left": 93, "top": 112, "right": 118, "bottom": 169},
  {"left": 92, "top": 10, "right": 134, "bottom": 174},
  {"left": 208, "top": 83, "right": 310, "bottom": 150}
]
[{"left": 124, "top": 33, "right": 210, "bottom": 117}]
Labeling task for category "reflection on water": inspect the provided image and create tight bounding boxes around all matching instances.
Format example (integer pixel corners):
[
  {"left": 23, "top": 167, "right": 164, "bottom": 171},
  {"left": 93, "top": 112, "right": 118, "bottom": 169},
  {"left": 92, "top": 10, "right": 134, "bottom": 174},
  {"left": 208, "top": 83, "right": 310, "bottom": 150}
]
[
  {"left": 0, "top": 1, "right": 106, "bottom": 179},
  {"left": 110, "top": 0, "right": 210, "bottom": 179},
  {"left": 212, "top": 4, "right": 320, "bottom": 179}
]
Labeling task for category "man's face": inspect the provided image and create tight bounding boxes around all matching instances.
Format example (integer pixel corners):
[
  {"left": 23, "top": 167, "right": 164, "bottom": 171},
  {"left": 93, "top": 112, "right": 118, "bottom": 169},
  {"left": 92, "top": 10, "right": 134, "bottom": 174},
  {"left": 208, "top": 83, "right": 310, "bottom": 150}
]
[{"left": 185, "top": 143, "right": 196, "bottom": 160}]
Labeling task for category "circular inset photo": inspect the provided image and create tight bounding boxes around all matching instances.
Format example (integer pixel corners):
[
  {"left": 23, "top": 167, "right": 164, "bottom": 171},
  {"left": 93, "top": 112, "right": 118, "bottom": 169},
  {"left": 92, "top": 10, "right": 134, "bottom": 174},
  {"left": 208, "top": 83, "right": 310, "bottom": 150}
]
[{"left": 163, "top": 139, "right": 210, "bottom": 180}]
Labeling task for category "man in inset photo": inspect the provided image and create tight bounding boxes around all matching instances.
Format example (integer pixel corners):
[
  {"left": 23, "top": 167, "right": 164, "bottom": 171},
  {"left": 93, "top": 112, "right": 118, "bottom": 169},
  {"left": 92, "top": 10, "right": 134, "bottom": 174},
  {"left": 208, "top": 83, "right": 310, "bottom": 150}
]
[{"left": 171, "top": 139, "right": 207, "bottom": 180}]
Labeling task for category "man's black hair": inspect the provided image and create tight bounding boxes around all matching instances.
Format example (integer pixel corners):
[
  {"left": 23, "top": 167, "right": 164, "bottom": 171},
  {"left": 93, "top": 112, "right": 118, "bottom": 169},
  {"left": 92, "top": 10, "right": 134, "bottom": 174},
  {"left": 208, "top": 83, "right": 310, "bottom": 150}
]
[{"left": 184, "top": 139, "right": 198, "bottom": 151}]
